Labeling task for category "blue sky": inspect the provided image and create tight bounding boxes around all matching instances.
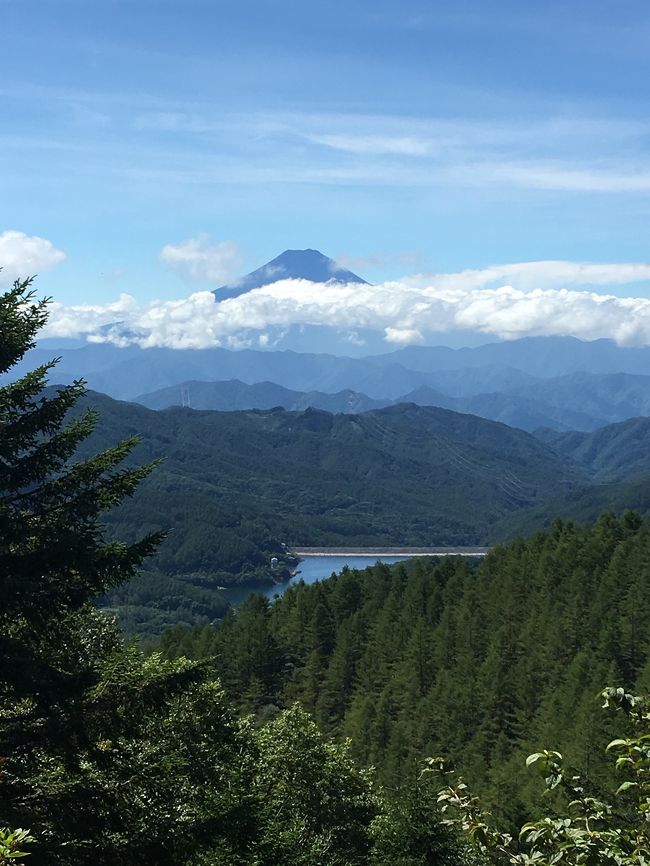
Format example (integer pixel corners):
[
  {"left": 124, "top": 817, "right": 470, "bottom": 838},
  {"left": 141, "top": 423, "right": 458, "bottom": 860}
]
[{"left": 2, "top": 0, "right": 650, "bottom": 311}]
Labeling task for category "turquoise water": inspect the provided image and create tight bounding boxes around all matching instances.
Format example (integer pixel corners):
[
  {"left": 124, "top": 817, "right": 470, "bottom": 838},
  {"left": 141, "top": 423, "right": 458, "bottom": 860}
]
[{"left": 222, "top": 554, "right": 410, "bottom": 606}]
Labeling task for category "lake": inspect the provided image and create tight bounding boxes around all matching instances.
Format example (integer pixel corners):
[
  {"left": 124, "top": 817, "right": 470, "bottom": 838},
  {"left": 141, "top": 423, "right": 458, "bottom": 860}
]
[{"left": 221, "top": 554, "right": 411, "bottom": 606}]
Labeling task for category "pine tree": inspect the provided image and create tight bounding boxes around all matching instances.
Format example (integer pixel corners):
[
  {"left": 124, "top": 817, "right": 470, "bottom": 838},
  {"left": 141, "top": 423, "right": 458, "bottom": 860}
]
[
  {"left": 0, "top": 285, "right": 161, "bottom": 631},
  {"left": 0, "top": 281, "right": 250, "bottom": 865}
]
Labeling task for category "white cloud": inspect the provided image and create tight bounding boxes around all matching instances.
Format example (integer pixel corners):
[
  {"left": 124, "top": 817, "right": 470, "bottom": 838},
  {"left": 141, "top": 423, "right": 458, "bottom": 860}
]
[
  {"left": 384, "top": 327, "right": 425, "bottom": 344},
  {"left": 40, "top": 260, "right": 650, "bottom": 349},
  {"left": 406, "top": 260, "right": 650, "bottom": 292},
  {"left": 160, "top": 236, "right": 242, "bottom": 284},
  {"left": 44, "top": 294, "right": 138, "bottom": 339},
  {"left": 308, "top": 133, "right": 433, "bottom": 157},
  {"left": 0, "top": 230, "right": 65, "bottom": 285},
  {"left": 461, "top": 162, "right": 650, "bottom": 193},
  {"left": 345, "top": 331, "right": 366, "bottom": 346}
]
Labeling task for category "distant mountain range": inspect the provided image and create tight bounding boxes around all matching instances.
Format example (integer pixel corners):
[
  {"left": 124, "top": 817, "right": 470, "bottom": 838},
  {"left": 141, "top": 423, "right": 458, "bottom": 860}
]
[
  {"left": 11, "top": 333, "right": 650, "bottom": 432},
  {"left": 136, "top": 369, "right": 650, "bottom": 433},
  {"left": 137, "top": 379, "right": 386, "bottom": 414},
  {"left": 373, "top": 337, "right": 650, "bottom": 378}
]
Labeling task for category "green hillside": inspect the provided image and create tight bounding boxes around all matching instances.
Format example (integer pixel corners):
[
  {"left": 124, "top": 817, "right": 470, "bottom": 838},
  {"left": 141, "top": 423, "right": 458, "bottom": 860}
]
[
  {"left": 159, "top": 512, "right": 650, "bottom": 828},
  {"left": 75, "top": 393, "right": 584, "bottom": 560},
  {"left": 493, "top": 473, "right": 650, "bottom": 539},
  {"left": 536, "top": 416, "right": 650, "bottom": 481},
  {"left": 66, "top": 391, "right": 650, "bottom": 634}
]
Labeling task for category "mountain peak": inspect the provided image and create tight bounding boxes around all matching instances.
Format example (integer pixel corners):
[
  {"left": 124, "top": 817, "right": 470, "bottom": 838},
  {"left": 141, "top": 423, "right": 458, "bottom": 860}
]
[{"left": 214, "top": 248, "right": 368, "bottom": 301}]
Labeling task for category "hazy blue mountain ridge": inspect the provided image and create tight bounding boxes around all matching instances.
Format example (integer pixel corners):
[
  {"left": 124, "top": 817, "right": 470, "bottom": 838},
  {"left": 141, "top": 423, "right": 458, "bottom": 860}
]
[
  {"left": 374, "top": 336, "right": 650, "bottom": 378},
  {"left": 11, "top": 333, "right": 650, "bottom": 430},
  {"left": 135, "top": 369, "right": 650, "bottom": 432},
  {"left": 137, "top": 379, "right": 388, "bottom": 413}
]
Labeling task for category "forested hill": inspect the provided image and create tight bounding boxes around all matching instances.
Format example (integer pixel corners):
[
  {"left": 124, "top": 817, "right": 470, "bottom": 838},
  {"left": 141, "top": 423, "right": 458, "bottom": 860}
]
[
  {"left": 62, "top": 389, "right": 650, "bottom": 634},
  {"left": 535, "top": 416, "right": 650, "bottom": 481},
  {"left": 75, "top": 392, "right": 584, "bottom": 564},
  {"left": 159, "top": 512, "right": 650, "bottom": 828},
  {"left": 490, "top": 416, "right": 650, "bottom": 538}
]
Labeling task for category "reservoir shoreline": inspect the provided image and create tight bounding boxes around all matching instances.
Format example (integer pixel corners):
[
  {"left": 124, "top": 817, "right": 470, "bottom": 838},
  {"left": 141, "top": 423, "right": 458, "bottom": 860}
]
[
  {"left": 224, "top": 549, "right": 489, "bottom": 606},
  {"left": 293, "top": 546, "right": 490, "bottom": 557}
]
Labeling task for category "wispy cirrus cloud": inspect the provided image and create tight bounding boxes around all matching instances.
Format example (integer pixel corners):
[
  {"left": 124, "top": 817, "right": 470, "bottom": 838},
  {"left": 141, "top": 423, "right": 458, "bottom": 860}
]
[
  {"left": 7, "top": 84, "right": 650, "bottom": 195},
  {"left": 40, "top": 259, "right": 650, "bottom": 349},
  {"left": 127, "top": 110, "right": 650, "bottom": 193},
  {"left": 307, "top": 133, "right": 434, "bottom": 157},
  {"left": 459, "top": 161, "right": 650, "bottom": 193}
]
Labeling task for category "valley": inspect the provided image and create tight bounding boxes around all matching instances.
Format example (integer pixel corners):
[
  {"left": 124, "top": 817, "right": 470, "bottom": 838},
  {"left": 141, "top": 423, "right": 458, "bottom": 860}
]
[{"left": 60, "top": 381, "right": 648, "bottom": 636}]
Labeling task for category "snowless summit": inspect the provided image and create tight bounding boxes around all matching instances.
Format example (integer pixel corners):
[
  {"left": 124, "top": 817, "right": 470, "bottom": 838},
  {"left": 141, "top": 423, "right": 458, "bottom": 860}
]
[{"left": 213, "top": 249, "right": 368, "bottom": 301}]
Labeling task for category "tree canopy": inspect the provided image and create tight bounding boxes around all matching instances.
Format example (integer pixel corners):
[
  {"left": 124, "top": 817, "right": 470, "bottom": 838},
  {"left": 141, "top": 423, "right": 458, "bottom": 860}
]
[{"left": 160, "top": 511, "right": 650, "bottom": 827}]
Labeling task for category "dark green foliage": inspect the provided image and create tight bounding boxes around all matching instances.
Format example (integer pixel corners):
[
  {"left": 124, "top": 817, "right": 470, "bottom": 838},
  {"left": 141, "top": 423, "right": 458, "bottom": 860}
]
[
  {"left": 536, "top": 416, "right": 650, "bottom": 482},
  {"left": 0, "top": 336, "right": 161, "bottom": 627},
  {"left": 0, "top": 827, "right": 33, "bottom": 864},
  {"left": 433, "top": 687, "right": 650, "bottom": 866},
  {"left": 98, "top": 568, "right": 230, "bottom": 638},
  {"left": 493, "top": 472, "right": 650, "bottom": 540},
  {"left": 161, "top": 514, "right": 650, "bottom": 826},
  {"left": 248, "top": 705, "right": 376, "bottom": 865},
  {"left": 31, "top": 377, "right": 650, "bottom": 634},
  {"left": 5, "top": 621, "right": 251, "bottom": 865},
  {"left": 0, "top": 281, "right": 248, "bottom": 864},
  {"left": 370, "top": 775, "right": 474, "bottom": 866},
  {"left": 499, "top": 418, "right": 650, "bottom": 536},
  {"left": 69, "top": 390, "right": 584, "bottom": 580}
]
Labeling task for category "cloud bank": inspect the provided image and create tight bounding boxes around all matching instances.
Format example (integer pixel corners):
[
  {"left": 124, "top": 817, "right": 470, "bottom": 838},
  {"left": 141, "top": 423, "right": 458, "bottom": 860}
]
[
  {"left": 0, "top": 230, "right": 66, "bottom": 286},
  {"left": 41, "top": 259, "right": 650, "bottom": 349}
]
